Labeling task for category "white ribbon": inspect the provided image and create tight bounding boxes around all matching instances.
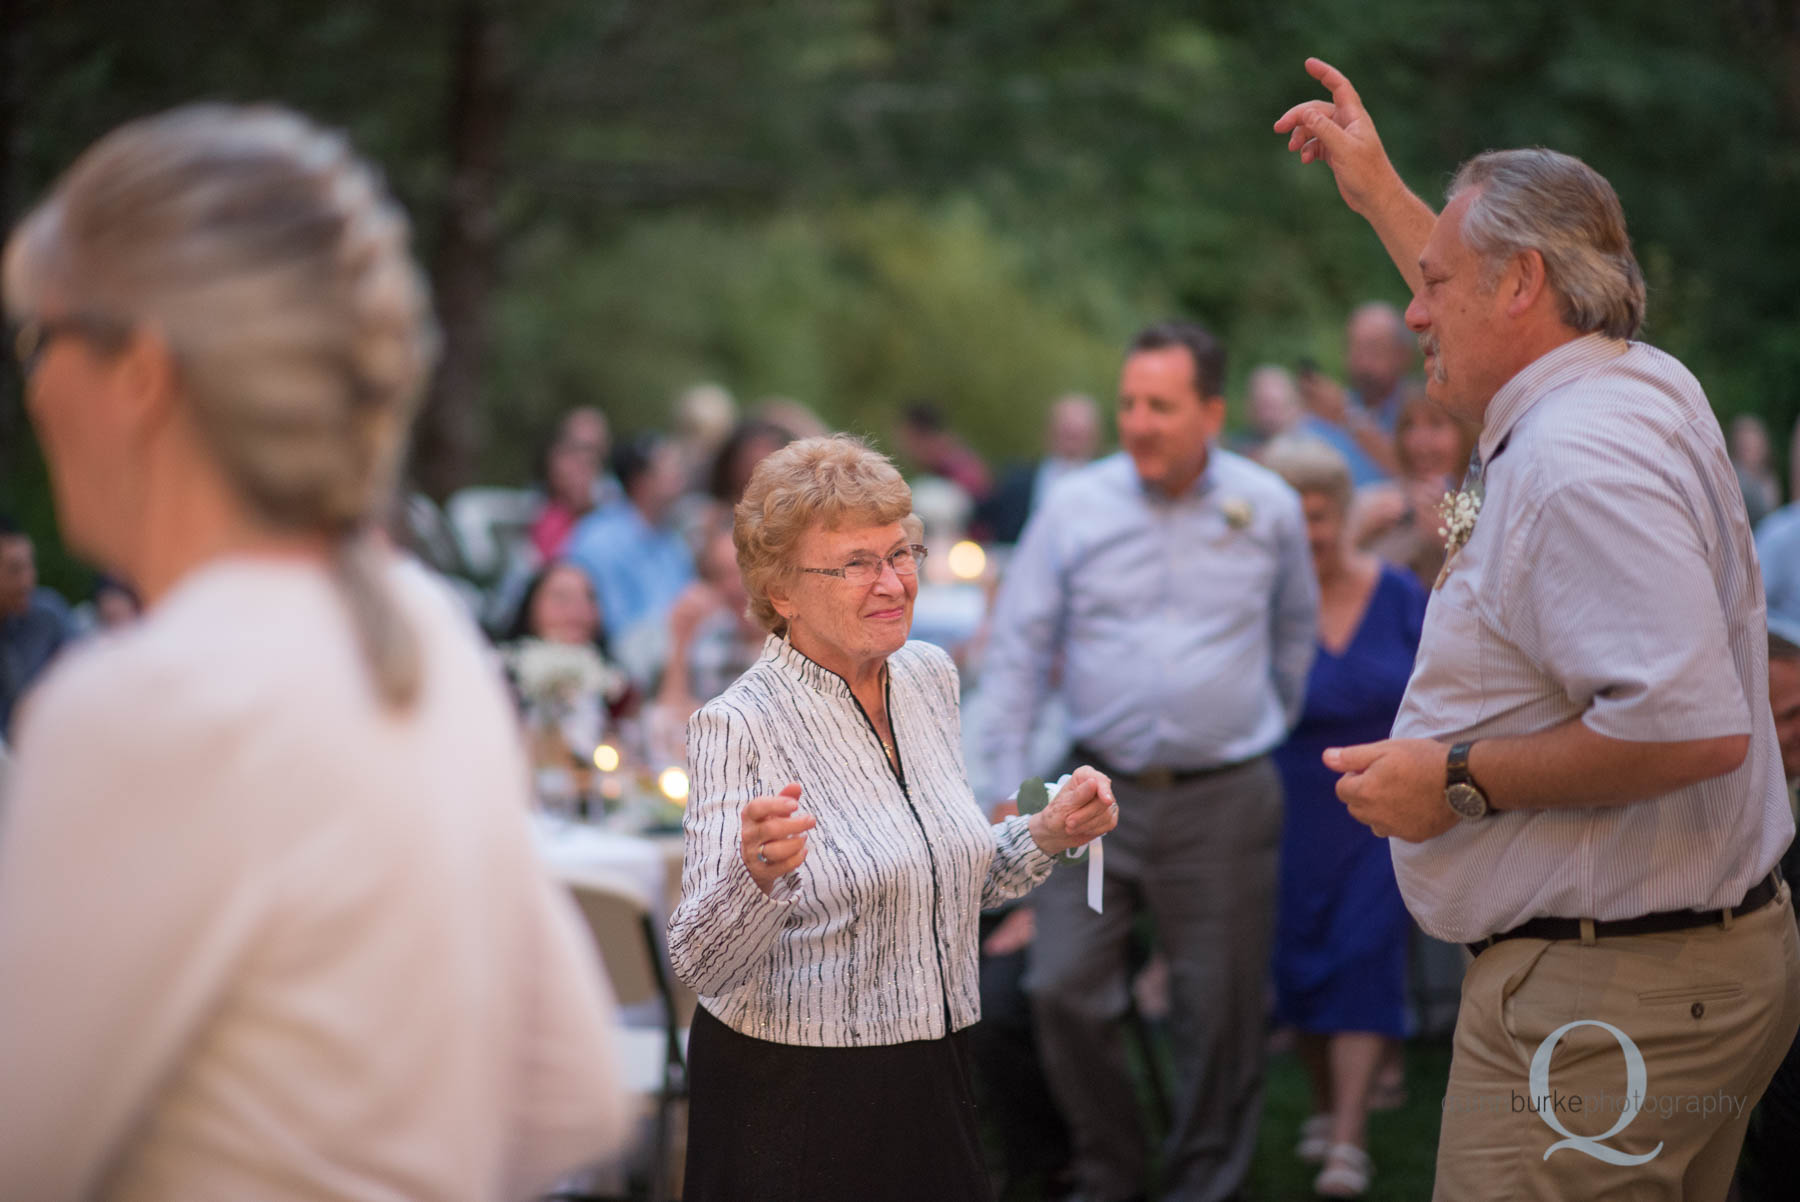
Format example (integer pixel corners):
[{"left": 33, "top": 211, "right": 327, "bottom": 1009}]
[{"left": 1016, "top": 772, "right": 1104, "bottom": 914}]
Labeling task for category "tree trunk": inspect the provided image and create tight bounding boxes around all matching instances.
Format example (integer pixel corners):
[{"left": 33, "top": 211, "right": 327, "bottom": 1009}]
[
  {"left": 412, "top": 0, "right": 510, "bottom": 502},
  {"left": 0, "top": 0, "right": 27, "bottom": 460}
]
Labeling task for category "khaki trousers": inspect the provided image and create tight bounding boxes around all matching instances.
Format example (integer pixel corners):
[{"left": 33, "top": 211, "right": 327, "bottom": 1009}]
[{"left": 1434, "top": 883, "right": 1800, "bottom": 1201}]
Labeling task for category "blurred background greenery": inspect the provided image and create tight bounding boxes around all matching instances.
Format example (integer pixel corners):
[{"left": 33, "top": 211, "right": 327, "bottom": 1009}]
[{"left": 4, "top": 0, "right": 1799, "bottom": 595}]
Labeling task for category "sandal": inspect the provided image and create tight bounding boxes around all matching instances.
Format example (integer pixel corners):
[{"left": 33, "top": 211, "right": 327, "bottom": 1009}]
[
  {"left": 1314, "top": 1143, "right": 1371, "bottom": 1198},
  {"left": 1296, "top": 1114, "right": 1332, "bottom": 1163}
]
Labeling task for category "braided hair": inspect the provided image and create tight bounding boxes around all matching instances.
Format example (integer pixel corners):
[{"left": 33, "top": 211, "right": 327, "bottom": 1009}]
[{"left": 6, "top": 105, "right": 439, "bottom": 706}]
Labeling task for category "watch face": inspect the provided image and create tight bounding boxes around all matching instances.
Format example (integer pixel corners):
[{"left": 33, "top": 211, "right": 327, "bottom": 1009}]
[{"left": 1446, "top": 782, "right": 1489, "bottom": 820}]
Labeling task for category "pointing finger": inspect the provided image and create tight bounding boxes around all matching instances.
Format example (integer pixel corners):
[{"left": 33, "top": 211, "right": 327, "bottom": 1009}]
[{"left": 1305, "top": 56, "right": 1365, "bottom": 119}]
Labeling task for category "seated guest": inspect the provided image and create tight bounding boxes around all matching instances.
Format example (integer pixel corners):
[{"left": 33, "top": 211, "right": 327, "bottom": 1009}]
[
  {"left": 567, "top": 434, "right": 695, "bottom": 640},
  {"left": 667, "top": 435, "right": 1117, "bottom": 1202},
  {"left": 707, "top": 419, "right": 793, "bottom": 507},
  {"left": 0, "top": 516, "right": 71, "bottom": 738},
  {"left": 529, "top": 407, "right": 611, "bottom": 561},
  {"left": 508, "top": 558, "right": 614, "bottom": 653},
  {"left": 654, "top": 509, "right": 763, "bottom": 736},
  {"left": 0, "top": 103, "right": 625, "bottom": 1197},
  {"left": 1348, "top": 384, "right": 1478, "bottom": 588},
  {"left": 501, "top": 560, "right": 633, "bottom": 762},
  {"left": 1263, "top": 437, "right": 1426, "bottom": 1198}
]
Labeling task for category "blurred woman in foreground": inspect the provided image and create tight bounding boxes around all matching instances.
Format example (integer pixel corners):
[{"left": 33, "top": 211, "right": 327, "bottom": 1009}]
[{"left": 0, "top": 105, "right": 624, "bottom": 1199}]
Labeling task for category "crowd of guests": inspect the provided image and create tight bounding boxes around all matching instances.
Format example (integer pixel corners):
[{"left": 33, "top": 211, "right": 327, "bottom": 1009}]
[
  {"left": 9, "top": 63, "right": 1800, "bottom": 1202},
  {"left": 9, "top": 272, "right": 1798, "bottom": 1198}
]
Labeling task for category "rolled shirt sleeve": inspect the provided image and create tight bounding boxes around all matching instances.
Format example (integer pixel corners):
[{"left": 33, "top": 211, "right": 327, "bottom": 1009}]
[
  {"left": 667, "top": 702, "right": 806, "bottom": 997},
  {"left": 1507, "top": 476, "right": 1751, "bottom": 743}
]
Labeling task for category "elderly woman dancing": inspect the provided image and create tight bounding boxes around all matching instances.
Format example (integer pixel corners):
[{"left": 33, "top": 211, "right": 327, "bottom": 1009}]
[
  {"left": 0, "top": 107, "right": 624, "bottom": 1198},
  {"left": 668, "top": 435, "right": 1116, "bottom": 1202}
]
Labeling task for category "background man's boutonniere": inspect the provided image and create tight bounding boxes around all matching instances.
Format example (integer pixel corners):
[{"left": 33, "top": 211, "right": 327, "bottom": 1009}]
[
  {"left": 1221, "top": 497, "right": 1254, "bottom": 531},
  {"left": 1434, "top": 488, "right": 1482, "bottom": 589}
]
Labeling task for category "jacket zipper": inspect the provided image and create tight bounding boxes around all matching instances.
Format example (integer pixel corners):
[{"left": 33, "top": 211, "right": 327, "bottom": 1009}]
[{"left": 848, "top": 674, "right": 954, "bottom": 1036}]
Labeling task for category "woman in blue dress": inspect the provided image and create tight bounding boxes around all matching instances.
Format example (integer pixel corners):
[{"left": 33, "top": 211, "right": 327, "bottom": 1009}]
[{"left": 1264, "top": 437, "right": 1427, "bottom": 1199}]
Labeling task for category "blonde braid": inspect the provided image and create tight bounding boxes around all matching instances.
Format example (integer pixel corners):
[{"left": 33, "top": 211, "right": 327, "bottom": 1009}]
[{"left": 13, "top": 105, "right": 441, "bottom": 708}]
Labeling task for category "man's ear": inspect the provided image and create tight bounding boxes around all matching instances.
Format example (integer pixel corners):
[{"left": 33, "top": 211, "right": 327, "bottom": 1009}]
[
  {"left": 1505, "top": 249, "right": 1551, "bottom": 319},
  {"left": 1201, "top": 394, "right": 1230, "bottom": 436}
]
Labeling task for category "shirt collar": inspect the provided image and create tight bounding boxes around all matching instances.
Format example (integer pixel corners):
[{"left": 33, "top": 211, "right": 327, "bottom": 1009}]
[
  {"left": 1478, "top": 333, "right": 1629, "bottom": 464},
  {"left": 1136, "top": 441, "right": 1221, "bottom": 502},
  {"left": 763, "top": 633, "right": 855, "bottom": 698}
]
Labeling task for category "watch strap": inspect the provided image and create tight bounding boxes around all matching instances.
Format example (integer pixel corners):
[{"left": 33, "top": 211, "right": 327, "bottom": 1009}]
[{"left": 1447, "top": 741, "right": 1476, "bottom": 787}]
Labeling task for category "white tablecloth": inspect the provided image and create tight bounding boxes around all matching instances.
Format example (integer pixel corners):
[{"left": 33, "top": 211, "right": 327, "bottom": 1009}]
[{"left": 531, "top": 814, "right": 672, "bottom": 919}]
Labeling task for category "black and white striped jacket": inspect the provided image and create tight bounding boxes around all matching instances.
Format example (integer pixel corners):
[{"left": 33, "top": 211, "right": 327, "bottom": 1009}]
[{"left": 668, "top": 635, "right": 1055, "bottom": 1046}]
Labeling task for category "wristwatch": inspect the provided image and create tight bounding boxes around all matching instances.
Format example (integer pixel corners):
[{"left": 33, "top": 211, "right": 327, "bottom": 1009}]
[{"left": 1445, "top": 741, "right": 1491, "bottom": 821}]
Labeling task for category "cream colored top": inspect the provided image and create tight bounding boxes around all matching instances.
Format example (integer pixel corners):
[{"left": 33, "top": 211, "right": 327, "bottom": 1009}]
[{"left": 0, "top": 557, "right": 625, "bottom": 1201}]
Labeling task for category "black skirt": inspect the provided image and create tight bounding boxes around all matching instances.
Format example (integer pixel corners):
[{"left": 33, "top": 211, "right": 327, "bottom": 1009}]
[{"left": 683, "top": 1005, "right": 995, "bottom": 1202}]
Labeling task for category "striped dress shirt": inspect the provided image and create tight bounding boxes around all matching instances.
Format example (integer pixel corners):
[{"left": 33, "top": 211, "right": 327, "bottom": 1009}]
[
  {"left": 1392, "top": 334, "right": 1794, "bottom": 943},
  {"left": 667, "top": 635, "right": 1056, "bottom": 1047}
]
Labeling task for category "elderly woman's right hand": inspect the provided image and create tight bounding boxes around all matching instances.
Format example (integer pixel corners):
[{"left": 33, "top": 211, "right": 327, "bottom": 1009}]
[
  {"left": 741, "top": 782, "right": 815, "bottom": 894},
  {"left": 1028, "top": 765, "right": 1118, "bottom": 856}
]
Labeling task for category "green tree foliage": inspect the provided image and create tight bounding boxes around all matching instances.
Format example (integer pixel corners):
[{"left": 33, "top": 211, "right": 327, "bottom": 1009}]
[{"left": 4, "top": 0, "right": 1798, "bottom": 592}]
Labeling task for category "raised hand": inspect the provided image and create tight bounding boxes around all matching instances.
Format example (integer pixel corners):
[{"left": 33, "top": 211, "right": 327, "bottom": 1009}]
[
  {"left": 740, "top": 782, "right": 815, "bottom": 894},
  {"left": 1028, "top": 765, "right": 1118, "bottom": 856},
  {"left": 1273, "top": 58, "right": 1397, "bottom": 212},
  {"left": 1273, "top": 57, "right": 1436, "bottom": 293}
]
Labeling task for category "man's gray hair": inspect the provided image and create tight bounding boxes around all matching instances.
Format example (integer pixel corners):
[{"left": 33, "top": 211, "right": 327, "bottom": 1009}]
[{"left": 1447, "top": 149, "right": 1646, "bottom": 341}]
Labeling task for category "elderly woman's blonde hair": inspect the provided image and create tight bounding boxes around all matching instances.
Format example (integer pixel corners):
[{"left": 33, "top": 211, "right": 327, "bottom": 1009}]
[
  {"left": 1261, "top": 435, "right": 1354, "bottom": 512},
  {"left": 734, "top": 435, "right": 915, "bottom": 636},
  {"left": 3, "top": 104, "right": 437, "bottom": 707}
]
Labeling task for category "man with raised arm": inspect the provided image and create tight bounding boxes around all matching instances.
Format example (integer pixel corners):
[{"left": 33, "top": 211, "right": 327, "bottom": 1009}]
[{"left": 1275, "top": 58, "right": 1800, "bottom": 1200}]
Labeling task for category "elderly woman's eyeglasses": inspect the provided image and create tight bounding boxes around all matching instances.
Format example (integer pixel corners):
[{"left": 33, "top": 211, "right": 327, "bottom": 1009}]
[
  {"left": 9, "top": 314, "right": 131, "bottom": 377},
  {"left": 802, "top": 543, "right": 929, "bottom": 585}
]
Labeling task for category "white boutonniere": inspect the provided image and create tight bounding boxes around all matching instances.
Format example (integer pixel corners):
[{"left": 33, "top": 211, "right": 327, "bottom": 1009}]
[
  {"left": 1433, "top": 488, "right": 1482, "bottom": 590},
  {"left": 1221, "top": 497, "right": 1254, "bottom": 531}
]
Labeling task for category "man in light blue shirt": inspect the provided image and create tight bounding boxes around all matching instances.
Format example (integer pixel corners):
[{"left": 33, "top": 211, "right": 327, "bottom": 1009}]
[
  {"left": 1757, "top": 501, "right": 1800, "bottom": 627},
  {"left": 980, "top": 321, "right": 1317, "bottom": 1202},
  {"left": 565, "top": 436, "right": 694, "bottom": 643}
]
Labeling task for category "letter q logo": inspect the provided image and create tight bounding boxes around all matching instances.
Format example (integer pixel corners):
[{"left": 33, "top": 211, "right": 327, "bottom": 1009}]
[{"left": 1530, "top": 1019, "right": 1664, "bottom": 1165}]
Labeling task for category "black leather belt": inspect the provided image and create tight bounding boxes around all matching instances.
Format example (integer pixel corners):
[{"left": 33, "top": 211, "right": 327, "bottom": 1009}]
[
  {"left": 1070, "top": 745, "right": 1257, "bottom": 791},
  {"left": 1465, "top": 868, "right": 1784, "bottom": 958}
]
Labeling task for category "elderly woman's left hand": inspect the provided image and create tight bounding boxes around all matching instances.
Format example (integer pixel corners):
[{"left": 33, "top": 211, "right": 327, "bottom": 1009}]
[{"left": 1027, "top": 765, "right": 1118, "bottom": 856}]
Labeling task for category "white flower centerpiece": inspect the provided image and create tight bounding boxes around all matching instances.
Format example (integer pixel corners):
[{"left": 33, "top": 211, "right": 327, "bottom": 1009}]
[
  {"left": 501, "top": 639, "right": 631, "bottom": 802},
  {"left": 504, "top": 638, "right": 626, "bottom": 710}
]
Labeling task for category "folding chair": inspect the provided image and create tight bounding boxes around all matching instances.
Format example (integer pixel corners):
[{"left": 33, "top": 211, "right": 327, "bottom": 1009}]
[{"left": 555, "top": 869, "right": 688, "bottom": 1202}]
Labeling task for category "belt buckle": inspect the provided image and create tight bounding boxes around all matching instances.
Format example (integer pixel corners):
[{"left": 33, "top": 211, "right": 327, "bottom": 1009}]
[{"left": 1139, "top": 766, "right": 1175, "bottom": 790}]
